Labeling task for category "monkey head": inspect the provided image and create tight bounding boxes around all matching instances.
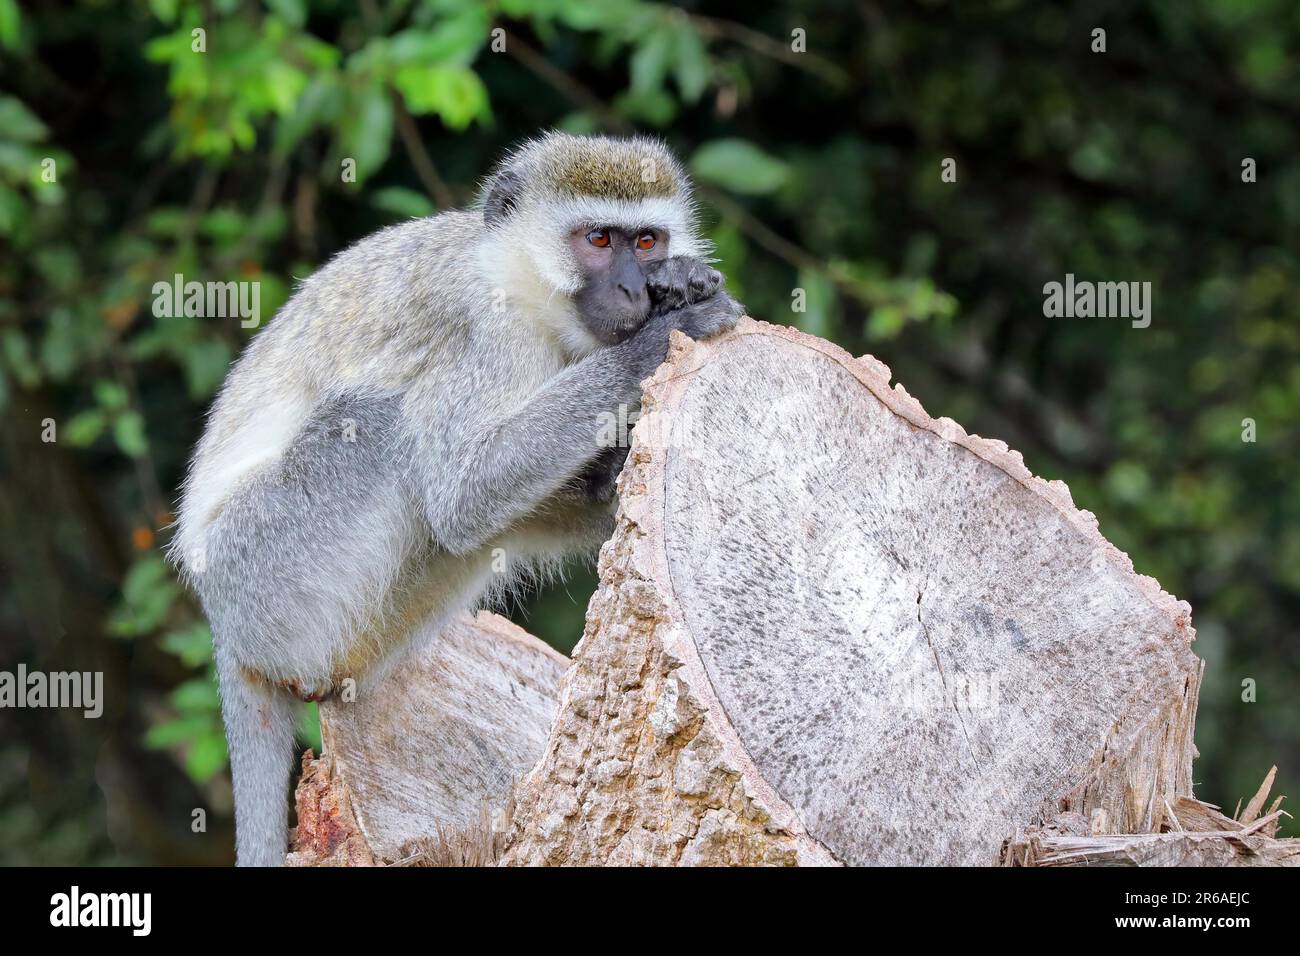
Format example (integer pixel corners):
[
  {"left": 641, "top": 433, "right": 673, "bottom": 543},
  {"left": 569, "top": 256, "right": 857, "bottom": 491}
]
[{"left": 478, "top": 132, "right": 710, "bottom": 346}]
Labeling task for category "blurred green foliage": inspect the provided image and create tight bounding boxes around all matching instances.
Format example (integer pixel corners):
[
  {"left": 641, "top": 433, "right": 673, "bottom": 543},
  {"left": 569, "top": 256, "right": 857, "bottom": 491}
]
[{"left": 0, "top": 0, "right": 1296, "bottom": 863}]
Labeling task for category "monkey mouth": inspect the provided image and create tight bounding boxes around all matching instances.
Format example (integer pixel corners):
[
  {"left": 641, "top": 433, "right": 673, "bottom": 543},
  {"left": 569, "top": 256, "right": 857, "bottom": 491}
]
[
  {"left": 605, "top": 311, "right": 652, "bottom": 343},
  {"left": 576, "top": 300, "right": 650, "bottom": 346}
]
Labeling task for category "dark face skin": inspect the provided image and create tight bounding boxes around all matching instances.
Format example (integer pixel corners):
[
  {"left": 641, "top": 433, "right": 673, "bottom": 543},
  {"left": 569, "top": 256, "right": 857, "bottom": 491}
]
[{"left": 570, "top": 225, "right": 669, "bottom": 344}]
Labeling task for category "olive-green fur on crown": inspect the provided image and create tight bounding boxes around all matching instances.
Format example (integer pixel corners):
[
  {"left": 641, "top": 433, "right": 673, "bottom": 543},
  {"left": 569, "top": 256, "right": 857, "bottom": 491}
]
[{"left": 502, "top": 133, "right": 684, "bottom": 202}]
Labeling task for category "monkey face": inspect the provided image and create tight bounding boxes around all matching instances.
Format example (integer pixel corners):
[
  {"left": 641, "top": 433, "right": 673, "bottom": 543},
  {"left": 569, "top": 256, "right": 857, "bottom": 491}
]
[{"left": 569, "top": 225, "right": 669, "bottom": 344}]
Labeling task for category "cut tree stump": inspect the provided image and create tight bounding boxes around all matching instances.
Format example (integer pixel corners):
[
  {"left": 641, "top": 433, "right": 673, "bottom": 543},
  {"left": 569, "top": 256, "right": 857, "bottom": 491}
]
[
  {"left": 503, "top": 319, "right": 1203, "bottom": 866},
  {"left": 287, "top": 610, "right": 566, "bottom": 866},
  {"left": 291, "top": 318, "right": 1291, "bottom": 866}
]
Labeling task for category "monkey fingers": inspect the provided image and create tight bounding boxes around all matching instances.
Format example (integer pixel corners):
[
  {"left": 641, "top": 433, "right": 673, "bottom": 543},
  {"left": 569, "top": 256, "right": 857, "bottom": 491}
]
[
  {"left": 666, "top": 291, "right": 745, "bottom": 342},
  {"left": 646, "top": 256, "right": 724, "bottom": 314},
  {"left": 580, "top": 444, "right": 631, "bottom": 503}
]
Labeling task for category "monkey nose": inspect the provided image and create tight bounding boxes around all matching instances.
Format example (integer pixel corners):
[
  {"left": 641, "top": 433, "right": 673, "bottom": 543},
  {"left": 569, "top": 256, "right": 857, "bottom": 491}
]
[{"left": 618, "top": 282, "right": 646, "bottom": 303}]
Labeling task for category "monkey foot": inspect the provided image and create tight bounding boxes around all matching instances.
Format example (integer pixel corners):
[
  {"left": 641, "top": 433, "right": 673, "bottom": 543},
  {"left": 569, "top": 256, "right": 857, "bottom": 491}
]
[{"left": 275, "top": 677, "right": 333, "bottom": 703}]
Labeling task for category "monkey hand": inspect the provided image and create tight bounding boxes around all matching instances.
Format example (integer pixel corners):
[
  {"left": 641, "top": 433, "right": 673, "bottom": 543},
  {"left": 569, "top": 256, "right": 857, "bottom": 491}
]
[
  {"left": 663, "top": 289, "right": 745, "bottom": 342},
  {"left": 645, "top": 256, "right": 724, "bottom": 314},
  {"left": 619, "top": 289, "right": 744, "bottom": 384},
  {"left": 578, "top": 444, "right": 631, "bottom": 504}
]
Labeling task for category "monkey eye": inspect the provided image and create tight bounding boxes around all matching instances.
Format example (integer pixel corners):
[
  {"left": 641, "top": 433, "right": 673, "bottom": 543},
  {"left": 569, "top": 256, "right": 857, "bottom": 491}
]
[
  {"left": 586, "top": 229, "right": 611, "bottom": 248},
  {"left": 636, "top": 232, "right": 657, "bottom": 251}
]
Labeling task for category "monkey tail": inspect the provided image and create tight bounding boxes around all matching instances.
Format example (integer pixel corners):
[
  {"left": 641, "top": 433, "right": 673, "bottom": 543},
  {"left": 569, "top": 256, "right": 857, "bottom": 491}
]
[{"left": 214, "top": 642, "right": 298, "bottom": 867}]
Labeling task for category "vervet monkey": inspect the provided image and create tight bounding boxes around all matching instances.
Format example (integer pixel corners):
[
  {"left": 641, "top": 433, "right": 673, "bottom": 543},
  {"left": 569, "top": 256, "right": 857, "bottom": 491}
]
[{"left": 170, "top": 132, "right": 744, "bottom": 865}]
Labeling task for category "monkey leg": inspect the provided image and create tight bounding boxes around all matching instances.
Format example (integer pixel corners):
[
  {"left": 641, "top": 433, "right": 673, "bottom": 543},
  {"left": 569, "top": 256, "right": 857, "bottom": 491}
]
[{"left": 193, "top": 393, "right": 423, "bottom": 692}]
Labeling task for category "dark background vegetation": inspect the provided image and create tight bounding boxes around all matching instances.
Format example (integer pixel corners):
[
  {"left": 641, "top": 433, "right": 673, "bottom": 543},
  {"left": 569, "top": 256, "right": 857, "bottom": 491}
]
[{"left": 0, "top": 0, "right": 1296, "bottom": 863}]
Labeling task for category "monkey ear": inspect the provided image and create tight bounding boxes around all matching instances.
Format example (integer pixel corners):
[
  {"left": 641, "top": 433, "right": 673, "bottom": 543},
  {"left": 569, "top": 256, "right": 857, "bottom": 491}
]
[{"left": 483, "top": 170, "right": 523, "bottom": 226}]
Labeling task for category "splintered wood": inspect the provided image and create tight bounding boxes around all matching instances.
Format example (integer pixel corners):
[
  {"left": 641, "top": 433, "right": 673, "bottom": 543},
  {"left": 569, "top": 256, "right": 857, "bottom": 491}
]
[{"left": 1001, "top": 769, "right": 1297, "bottom": 866}]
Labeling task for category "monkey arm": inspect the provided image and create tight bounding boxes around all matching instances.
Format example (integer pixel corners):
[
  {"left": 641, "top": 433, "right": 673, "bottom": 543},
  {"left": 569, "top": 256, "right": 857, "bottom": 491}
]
[
  {"left": 419, "top": 309, "right": 708, "bottom": 557},
  {"left": 421, "top": 340, "right": 649, "bottom": 556},
  {"left": 424, "top": 292, "right": 741, "bottom": 556},
  {"left": 192, "top": 395, "right": 422, "bottom": 680}
]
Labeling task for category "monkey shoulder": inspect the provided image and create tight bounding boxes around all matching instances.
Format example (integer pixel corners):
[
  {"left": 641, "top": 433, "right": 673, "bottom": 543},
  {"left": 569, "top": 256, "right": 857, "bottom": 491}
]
[{"left": 239, "top": 214, "right": 497, "bottom": 392}]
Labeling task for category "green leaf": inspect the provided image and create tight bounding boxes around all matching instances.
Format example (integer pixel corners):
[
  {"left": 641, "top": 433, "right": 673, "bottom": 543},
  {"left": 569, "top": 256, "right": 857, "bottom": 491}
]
[
  {"left": 93, "top": 379, "right": 129, "bottom": 410},
  {"left": 145, "top": 714, "right": 212, "bottom": 749},
  {"left": 64, "top": 409, "right": 107, "bottom": 446},
  {"left": 180, "top": 339, "right": 234, "bottom": 400},
  {"left": 867, "top": 305, "right": 906, "bottom": 339},
  {"left": 160, "top": 622, "right": 214, "bottom": 668},
  {"left": 32, "top": 246, "right": 80, "bottom": 292},
  {"left": 794, "top": 269, "right": 837, "bottom": 339},
  {"left": 371, "top": 186, "right": 436, "bottom": 218},
  {"left": 339, "top": 85, "right": 393, "bottom": 182},
  {"left": 147, "top": 0, "right": 179, "bottom": 23},
  {"left": 123, "top": 556, "right": 170, "bottom": 600},
  {"left": 199, "top": 207, "right": 248, "bottom": 244},
  {"left": 109, "top": 557, "right": 179, "bottom": 638},
  {"left": 690, "top": 139, "right": 790, "bottom": 195},
  {"left": 113, "top": 410, "right": 149, "bottom": 458},
  {"left": 0, "top": 141, "right": 35, "bottom": 177},
  {"left": 629, "top": 27, "right": 671, "bottom": 96},
  {"left": 670, "top": 21, "right": 710, "bottom": 103},
  {"left": 1105, "top": 461, "right": 1153, "bottom": 503},
  {"left": 0, "top": 182, "right": 21, "bottom": 235},
  {"left": 143, "top": 28, "right": 189, "bottom": 65},
  {"left": 0, "top": 95, "right": 44, "bottom": 141},
  {"left": 40, "top": 308, "right": 80, "bottom": 380},
  {"left": 387, "top": 16, "right": 488, "bottom": 70},
  {"left": 261, "top": 61, "right": 308, "bottom": 116},
  {"left": 555, "top": 0, "right": 641, "bottom": 29},
  {"left": 2, "top": 328, "right": 38, "bottom": 387},
  {"left": 613, "top": 89, "right": 677, "bottom": 126},
  {"left": 0, "top": 0, "right": 20, "bottom": 50},
  {"left": 171, "top": 677, "right": 221, "bottom": 713},
  {"left": 185, "top": 731, "right": 229, "bottom": 782},
  {"left": 297, "top": 702, "right": 322, "bottom": 752},
  {"left": 145, "top": 207, "right": 188, "bottom": 237},
  {"left": 263, "top": 0, "right": 306, "bottom": 28},
  {"left": 273, "top": 74, "right": 340, "bottom": 157},
  {"left": 394, "top": 65, "right": 490, "bottom": 130}
]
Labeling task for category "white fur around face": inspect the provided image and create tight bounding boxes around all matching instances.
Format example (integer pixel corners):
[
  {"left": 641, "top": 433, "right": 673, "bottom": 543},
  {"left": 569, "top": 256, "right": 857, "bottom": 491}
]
[
  {"left": 475, "top": 224, "right": 598, "bottom": 356},
  {"left": 479, "top": 193, "right": 709, "bottom": 356}
]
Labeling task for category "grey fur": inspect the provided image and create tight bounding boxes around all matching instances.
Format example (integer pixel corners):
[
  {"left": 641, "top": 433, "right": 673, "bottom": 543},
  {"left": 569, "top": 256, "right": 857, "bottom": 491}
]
[{"left": 171, "top": 133, "right": 739, "bottom": 866}]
